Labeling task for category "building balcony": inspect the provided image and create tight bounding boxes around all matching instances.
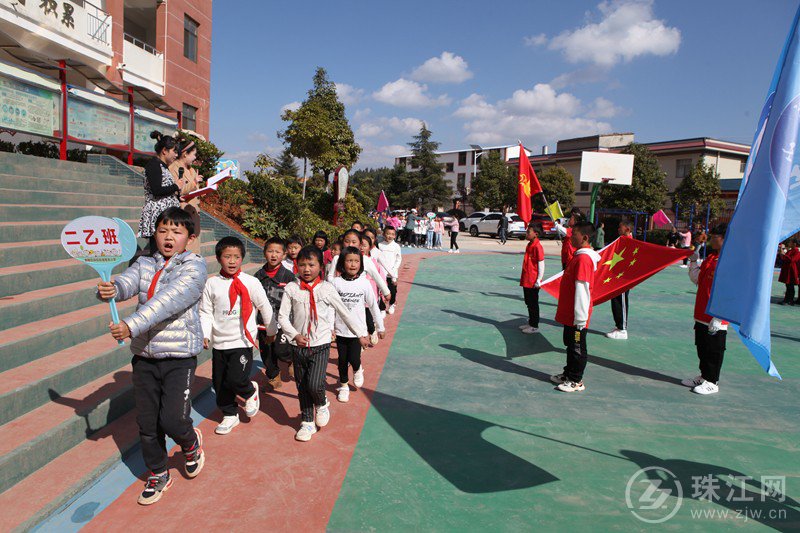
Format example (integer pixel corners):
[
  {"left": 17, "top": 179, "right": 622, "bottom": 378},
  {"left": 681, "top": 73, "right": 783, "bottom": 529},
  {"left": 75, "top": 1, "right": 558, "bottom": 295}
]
[
  {"left": 0, "top": 0, "right": 112, "bottom": 70},
  {"left": 120, "top": 33, "right": 164, "bottom": 96}
]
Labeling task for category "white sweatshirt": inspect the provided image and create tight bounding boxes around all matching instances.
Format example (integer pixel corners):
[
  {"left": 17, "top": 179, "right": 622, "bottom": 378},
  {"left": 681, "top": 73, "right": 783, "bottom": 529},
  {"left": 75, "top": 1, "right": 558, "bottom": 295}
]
[
  {"left": 281, "top": 258, "right": 295, "bottom": 272},
  {"left": 200, "top": 273, "right": 277, "bottom": 350},
  {"left": 278, "top": 280, "right": 368, "bottom": 347},
  {"left": 332, "top": 275, "right": 385, "bottom": 337},
  {"left": 377, "top": 240, "right": 402, "bottom": 279},
  {"left": 573, "top": 248, "right": 602, "bottom": 330},
  {"left": 326, "top": 254, "right": 390, "bottom": 296}
]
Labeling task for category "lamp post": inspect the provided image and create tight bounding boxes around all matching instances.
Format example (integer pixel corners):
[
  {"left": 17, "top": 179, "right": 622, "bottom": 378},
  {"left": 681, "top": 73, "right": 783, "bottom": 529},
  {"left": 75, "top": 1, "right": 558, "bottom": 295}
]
[{"left": 469, "top": 144, "right": 483, "bottom": 211}]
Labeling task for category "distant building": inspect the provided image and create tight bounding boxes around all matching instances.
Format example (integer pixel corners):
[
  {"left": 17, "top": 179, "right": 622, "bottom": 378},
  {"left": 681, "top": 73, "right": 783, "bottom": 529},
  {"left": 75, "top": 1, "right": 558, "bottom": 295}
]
[{"left": 0, "top": 0, "right": 212, "bottom": 160}]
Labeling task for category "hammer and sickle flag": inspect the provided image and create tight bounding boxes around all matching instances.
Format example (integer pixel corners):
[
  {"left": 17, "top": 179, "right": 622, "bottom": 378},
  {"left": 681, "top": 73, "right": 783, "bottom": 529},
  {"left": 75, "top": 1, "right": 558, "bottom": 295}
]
[{"left": 517, "top": 143, "right": 542, "bottom": 224}]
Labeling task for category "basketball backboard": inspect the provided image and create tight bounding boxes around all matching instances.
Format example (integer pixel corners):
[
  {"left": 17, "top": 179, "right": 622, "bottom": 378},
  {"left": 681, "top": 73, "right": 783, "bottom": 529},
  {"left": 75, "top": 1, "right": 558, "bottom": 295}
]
[{"left": 579, "top": 151, "right": 634, "bottom": 185}]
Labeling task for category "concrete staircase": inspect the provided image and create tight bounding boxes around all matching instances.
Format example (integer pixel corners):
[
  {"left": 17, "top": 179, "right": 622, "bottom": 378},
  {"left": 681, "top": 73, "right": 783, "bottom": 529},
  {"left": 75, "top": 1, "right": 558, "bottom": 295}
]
[{"left": 0, "top": 152, "right": 262, "bottom": 531}]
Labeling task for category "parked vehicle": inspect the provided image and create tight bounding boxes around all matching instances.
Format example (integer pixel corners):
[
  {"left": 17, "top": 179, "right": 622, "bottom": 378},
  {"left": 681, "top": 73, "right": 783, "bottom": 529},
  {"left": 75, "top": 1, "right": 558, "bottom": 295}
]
[
  {"left": 530, "top": 214, "right": 557, "bottom": 239},
  {"left": 459, "top": 211, "right": 488, "bottom": 231},
  {"left": 468, "top": 212, "right": 525, "bottom": 238}
]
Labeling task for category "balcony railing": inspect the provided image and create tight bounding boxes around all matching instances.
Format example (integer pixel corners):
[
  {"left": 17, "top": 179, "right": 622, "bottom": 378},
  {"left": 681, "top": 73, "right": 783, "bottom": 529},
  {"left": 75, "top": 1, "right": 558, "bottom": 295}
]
[
  {"left": 85, "top": 1, "right": 111, "bottom": 45},
  {"left": 124, "top": 32, "right": 161, "bottom": 57}
]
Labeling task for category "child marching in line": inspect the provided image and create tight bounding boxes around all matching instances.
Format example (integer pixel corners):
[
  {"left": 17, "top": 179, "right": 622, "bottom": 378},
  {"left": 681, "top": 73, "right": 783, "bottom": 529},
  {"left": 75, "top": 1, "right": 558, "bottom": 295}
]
[
  {"left": 326, "top": 229, "right": 391, "bottom": 300},
  {"left": 378, "top": 225, "right": 402, "bottom": 315},
  {"left": 200, "top": 237, "right": 277, "bottom": 435},
  {"left": 551, "top": 221, "right": 601, "bottom": 393},
  {"left": 313, "top": 230, "right": 334, "bottom": 265},
  {"left": 778, "top": 238, "right": 800, "bottom": 305},
  {"left": 283, "top": 235, "right": 304, "bottom": 273},
  {"left": 255, "top": 237, "right": 296, "bottom": 390},
  {"left": 682, "top": 224, "right": 729, "bottom": 395},
  {"left": 332, "top": 247, "right": 385, "bottom": 402},
  {"left": 360, "top": 234, "right": 387, "bottom": 345},
  {"left": 97, "top": 207, "right": 206, "bottom": 505},
  {"left": 278, "top": 246, "right": 369, "bottom": 441},
  {"left": 519, "top": 223, "right": 545, "bottom": 335}
]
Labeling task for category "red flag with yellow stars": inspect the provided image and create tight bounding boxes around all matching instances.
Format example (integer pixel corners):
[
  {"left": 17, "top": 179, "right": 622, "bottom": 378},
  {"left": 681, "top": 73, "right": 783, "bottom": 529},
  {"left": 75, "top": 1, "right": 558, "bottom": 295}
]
[{"left": 541, "top": 236, "right": 692, "bottom": 305}]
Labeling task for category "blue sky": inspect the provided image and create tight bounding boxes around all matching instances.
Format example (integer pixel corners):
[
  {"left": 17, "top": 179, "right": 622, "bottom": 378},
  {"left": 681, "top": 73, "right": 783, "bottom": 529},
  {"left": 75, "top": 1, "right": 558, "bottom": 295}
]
[{"left": 209, "top": 0, "right": 798, "bottom": 171}]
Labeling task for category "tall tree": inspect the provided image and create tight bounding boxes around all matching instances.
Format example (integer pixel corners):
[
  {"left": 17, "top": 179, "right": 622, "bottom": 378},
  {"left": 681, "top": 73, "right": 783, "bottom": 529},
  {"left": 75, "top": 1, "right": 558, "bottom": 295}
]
[
  {"left": 598, "top": 142, "right": 668, "bottom": 213},
  {"left": 274, "top": 147, "right": 299, "bottom": 178},
  {"left": 397, "top": 124, "right": 451, "bottom": 210},
  {"left": 673, "top": 160, "right": 726, "bottom": 221},
  {"left": 470, "top": 151, "right": 516, "bottom": 211},
  {"left": 279, "top": 67, "right": 361, "bottom": 177},
  {"left": 535, "top": 165, "right": 575, "bottom": 211}
]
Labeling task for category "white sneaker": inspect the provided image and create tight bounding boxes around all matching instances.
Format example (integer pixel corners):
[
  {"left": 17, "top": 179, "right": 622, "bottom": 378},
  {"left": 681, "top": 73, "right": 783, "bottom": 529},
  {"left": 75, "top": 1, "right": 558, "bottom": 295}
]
[
  {"left": 295, "top": 422, "right": 317, "bottom": 441},
  {"left": 606, "top": 329, "right": 628, "bottom": 340},
  {"left": 315, "top": 399, "right": 331, "bottom": 427},
  {"left": 557, "top": 380, "right": 586, "bottom": 392},
  {"left": 455, "top": 250, "right": 460, "bottom": 254},
  {"left": 679, "top": 264, "right": 688, "bottom": 268},
  {"left": 681, "top": 375, "right": 704, "bottom": 388},
  {"left": 448, "top": 249, "right": 453, "bottom": 253},
  {"left": 337, "top": 385, "right": 350, "bottom": 403},
  {"left": 370, "top": 332, "right": 379, "bottom": 345},
  {"left": 549, "top": 373, "right": 567, "bottom": 385},
  {"left": 518, "top": 324, "right": 529, "bottom": 330},
  {"left": 244, "top": 381, "right": 260, "bottom": 417},
  {"left": 388, "top": 304, "right": 396, "bottom": 315},
  {"left": 380, "top": 310, "right": 387, "bottom": 320},
  {"left": 215, "top": 414, "right": 239, "bottom": 435},
  {"left": 521, "top": 326, "right": 539, "bottom": 334},
  {"left": 692, "top": 380, "right": 719, "bottom": 395},
  {"left": 353, "top": 366, "right": 365, "bottom": 388}
]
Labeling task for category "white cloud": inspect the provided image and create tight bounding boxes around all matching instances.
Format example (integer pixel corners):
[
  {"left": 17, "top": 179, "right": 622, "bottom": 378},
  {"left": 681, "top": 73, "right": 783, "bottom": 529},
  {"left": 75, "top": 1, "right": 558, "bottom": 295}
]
[
  {"left": 280, "top": 101, "right": 301, "bottom": 114},
  {"left": 549, "top": 66, "right": 608, "bottom": 89},
  {"left": 453, "top": 85, "right": 614, "bottom": 147},
  {"left": 541, "top": 0, "right": 681, "bottom": 67},
  {"left": 356, "top": 116, "right": 425, "bottom": 139},
  {"left": 354, "top": 143, "right": 408, "bottom": 169},
  {"left": 353, "top": 108, "right": 372, "bottom": 121},
  {"left": 335, "top": 83, "right": 364, "bottom": 106},
  {"left": 587, "top": 97, "right": 625, "bottom": 119},
  {"left": 410, "top": 52, "right": 473, "bottom": 84},
  {"left": 372, "top": 78, "right": 451, "bottom": 108},
  {"left": 523, "top": 33, "right": 547, "bottom": 47},
  {"left": 247, "top": 132, "right": 270, "bottom": 143}
]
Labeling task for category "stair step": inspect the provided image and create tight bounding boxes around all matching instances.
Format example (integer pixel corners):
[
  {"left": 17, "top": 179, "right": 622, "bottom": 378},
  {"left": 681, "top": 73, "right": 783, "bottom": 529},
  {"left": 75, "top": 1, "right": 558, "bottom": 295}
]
[
  {"left": 0, "top": 204, "right": 142, "bottom": 222},
  {"left": 0, "top": 151, "right": 120, "bottom": 173},
  {"left": 0, "top": 238, "right": 148, "bottom": 268},
  {"left": 0, "top": 357, "right": 214, "bottom": 532},
  {"left": 0, "top": 257, "right": 130, "bottom": 298},
  {"left": 0, "top": 173, "right": 142, "bottom": 195},
  {"left": 0, "top": 220, "right": 139, "bottom": 243},
  {"left": 0, "top": 188, "right": 143, "bottom": 207},
  {"left": 0, "top": 162, "right": 120, "bottom": 184}
]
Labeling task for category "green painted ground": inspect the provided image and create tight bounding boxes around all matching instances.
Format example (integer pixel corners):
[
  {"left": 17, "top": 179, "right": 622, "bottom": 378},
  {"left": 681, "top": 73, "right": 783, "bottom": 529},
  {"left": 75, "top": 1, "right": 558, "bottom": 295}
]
[{"left": 328, "top": 253, "right": 799, "bottom": 532}]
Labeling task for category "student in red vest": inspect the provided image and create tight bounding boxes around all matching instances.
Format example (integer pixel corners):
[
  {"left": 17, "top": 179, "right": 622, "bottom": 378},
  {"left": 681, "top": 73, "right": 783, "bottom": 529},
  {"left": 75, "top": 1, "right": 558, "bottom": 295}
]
[
  {"left": 778, "top": 238, "right": 800, "bottom": 305},
  {"left": 551, "top": 221, "right": 601, "bottom": 393},
  {"left": 682, "top": 224, "right": 728, "bottom": 395},
  {"left": 518, "top": 223, "right": 545, "bottom": 334}
]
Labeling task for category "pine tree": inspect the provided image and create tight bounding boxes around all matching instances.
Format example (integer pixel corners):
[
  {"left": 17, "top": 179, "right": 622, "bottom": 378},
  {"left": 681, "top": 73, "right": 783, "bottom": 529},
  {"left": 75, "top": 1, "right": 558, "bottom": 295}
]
[
  {"left": 598, "top": 143, "right": 668, "bottom": 213},
  {"left": 275, "top": 147, "right": 299, "bottom": 178},
  {"left": 400, "top": 124, "right": 451, "bottom": 210}
]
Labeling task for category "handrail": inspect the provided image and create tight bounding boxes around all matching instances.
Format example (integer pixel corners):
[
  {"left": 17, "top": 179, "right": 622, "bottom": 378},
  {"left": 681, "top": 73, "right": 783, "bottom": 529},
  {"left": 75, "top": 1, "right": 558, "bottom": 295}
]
[{"left": 123, "top": 32, "right": 162, "bottom": 57}]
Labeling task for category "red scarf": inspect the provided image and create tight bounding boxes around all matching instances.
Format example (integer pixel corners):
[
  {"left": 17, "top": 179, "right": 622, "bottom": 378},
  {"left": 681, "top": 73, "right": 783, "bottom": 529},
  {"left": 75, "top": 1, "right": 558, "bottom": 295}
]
[
  {"left": 292, "top": 259, "right": 299, "bottom": 274},
  {"left": 299, "top": 277, "right": 321, "bottom": 335},
  {"left": 220, "top": 268, "right": 256, "bottom": 347},
  {"left": 147, "top": 259, "right": 169, "bottom": 300}
]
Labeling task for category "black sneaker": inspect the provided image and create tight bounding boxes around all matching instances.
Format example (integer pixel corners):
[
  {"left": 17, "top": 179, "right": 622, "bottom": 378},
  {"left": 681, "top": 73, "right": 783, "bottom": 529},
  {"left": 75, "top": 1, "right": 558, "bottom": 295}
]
[
  {"left": 184, "top": 427, "right": 205, "bottom": 478},
  {"left": 138, "top": 471, "right": 172, "bottom": 505}
]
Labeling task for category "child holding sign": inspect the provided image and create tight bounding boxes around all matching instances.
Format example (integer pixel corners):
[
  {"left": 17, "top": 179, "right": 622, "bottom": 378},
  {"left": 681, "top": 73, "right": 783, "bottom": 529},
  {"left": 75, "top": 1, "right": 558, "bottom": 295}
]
[{"left": 96, "top": 207, "right": 207, "bottom": 505}]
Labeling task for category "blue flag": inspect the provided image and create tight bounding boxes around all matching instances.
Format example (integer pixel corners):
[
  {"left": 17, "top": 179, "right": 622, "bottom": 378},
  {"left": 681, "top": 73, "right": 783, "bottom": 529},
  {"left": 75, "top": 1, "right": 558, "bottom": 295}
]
[{"left": 707, "top": 8, "right": 800, "bottom": 379}]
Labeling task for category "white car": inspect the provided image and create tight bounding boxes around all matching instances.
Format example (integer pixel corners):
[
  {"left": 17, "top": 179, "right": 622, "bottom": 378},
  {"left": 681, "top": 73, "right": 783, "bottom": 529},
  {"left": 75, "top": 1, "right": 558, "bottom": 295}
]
[
  {"left": 468, "top": 213, "right": 526, "bottom": 238},
  {"left": 459, "top": 211, "right": 489, "bottom": 231}
]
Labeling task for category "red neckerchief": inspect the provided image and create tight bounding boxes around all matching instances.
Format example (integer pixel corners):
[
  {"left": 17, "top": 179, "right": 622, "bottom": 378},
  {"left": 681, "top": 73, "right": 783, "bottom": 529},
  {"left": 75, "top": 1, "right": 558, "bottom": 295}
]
[
  {"left": 263, "top": 264, "right": 280, "bottom": 278},
  {"left": 299, "top": 276, "right": 322, "bottom": 335},
  {"left": 292, "top": 259, "right": 299, "bottom": 274},
  {"left": 220, "top": 268, "right": 256, "bottom": 347},
  {"left": 147, "top": 259, "right": 169, "bottom": 300}
]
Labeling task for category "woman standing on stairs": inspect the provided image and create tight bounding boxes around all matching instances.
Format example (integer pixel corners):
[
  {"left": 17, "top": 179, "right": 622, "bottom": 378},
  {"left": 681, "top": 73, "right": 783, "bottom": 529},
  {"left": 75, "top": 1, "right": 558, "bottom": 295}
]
[
  {"left": 138, "top": 131, "right": 185, "bottom": 247},
  {"left": 170, "top": 139, "right": 203, "bottom": 254}
]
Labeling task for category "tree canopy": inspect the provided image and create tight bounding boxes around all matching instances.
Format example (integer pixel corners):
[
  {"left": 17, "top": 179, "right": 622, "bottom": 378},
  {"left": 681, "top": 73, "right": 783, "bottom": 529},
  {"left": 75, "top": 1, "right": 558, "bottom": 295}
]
[
  {"left": 535, "top": 165, "right": 575, "bottom": 212},
  {"left": 470, "top": 151, "right": 516, "bottom": 211},
  {"left": 598, "top": 142, "right": 668, "bottom": 213},
  {"left": 673, "top": 160, "right": 726, "bottom": 220}
]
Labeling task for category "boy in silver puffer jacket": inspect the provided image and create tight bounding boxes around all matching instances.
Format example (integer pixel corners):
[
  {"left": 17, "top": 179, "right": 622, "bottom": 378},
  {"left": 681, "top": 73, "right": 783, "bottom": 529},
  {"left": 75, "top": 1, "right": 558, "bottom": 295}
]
[{"left": 97, "top": 207, "right": 207, "bottom": 505}]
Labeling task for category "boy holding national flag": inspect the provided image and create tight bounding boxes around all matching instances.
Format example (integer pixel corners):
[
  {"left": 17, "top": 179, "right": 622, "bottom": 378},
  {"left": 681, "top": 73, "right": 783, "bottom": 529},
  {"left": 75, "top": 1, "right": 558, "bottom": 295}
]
[
  {"left": 682, "top": 224, "right": 728, "bottom": 395},
  {"left": 200, "top": 236, "right": 277, "bottom": 434},
  {"left": 519, "top": 223, "right": 545, "bottom": 334},
  {"left": 551, "top": 221, "right": 601, "bottom": 392},
  {"left": 606, "top": 220, "right": 633, "bottom": 340}
]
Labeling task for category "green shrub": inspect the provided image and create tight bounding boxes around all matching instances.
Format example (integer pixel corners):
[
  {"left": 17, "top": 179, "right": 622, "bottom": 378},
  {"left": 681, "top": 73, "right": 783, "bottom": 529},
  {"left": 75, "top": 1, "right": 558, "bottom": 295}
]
[
  {"left": 177, "top": 130, "right": 223, "bottom": 178},
  {"left": 66, "top": 149, "right": 87, "bottom": 162},
  {"left": 242, "top": 207, "right": 285, "bottom": 240},
  {"left": 0, "top": 140, "right": 14, "bottom": 153},
  {"left": 646, "top": 228, "right": 670, "bottom": 245},
  {"left": 17, "top": 141, "right": 59, "bottom": 159}
]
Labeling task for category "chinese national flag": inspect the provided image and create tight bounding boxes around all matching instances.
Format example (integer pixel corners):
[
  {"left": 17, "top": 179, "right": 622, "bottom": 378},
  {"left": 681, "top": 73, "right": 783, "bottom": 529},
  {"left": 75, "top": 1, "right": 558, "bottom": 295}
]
[
  {"left": 541, "top": 236, "right": 692, "bottom": 305},
  {"left": 517, "top": 144, "right": 542, "bottom": 224}
]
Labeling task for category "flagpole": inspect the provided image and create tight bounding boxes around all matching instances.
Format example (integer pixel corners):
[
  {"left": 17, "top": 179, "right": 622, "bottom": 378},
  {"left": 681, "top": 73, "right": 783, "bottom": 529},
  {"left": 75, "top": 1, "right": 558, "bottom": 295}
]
[{"left": 518, "top": 141, "right": 550, "bottom": 221}]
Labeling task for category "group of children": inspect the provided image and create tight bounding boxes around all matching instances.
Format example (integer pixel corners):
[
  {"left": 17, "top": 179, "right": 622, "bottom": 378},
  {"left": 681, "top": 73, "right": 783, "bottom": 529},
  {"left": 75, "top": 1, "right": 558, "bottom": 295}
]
[
  {"left": 97, "top": 207, "right": 404, "bottom": 505},
  {"left": 520, "top": 212, "right": 730, "bottom": 396}
]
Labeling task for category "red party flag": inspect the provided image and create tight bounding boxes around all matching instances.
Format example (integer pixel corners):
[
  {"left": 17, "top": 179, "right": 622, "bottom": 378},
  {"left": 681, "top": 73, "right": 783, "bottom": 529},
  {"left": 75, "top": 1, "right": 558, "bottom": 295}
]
[
  {"left": 376, "top": 190, "right": 390, "bottom": 213},
  {"left": 541, "top": 236, "right": 692, "bottom": 305},
  {"left": 517, "top": 144, "right": 541, "bottom": 223}
]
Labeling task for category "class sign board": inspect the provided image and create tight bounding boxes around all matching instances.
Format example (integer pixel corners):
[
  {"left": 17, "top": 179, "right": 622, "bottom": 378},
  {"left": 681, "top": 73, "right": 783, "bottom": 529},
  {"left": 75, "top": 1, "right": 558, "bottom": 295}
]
[
  {"left": 61, "top": 217, "right": 138, "bottom": 344},
  {"left": 579, "top": 151, "right": 634, "bottom": 185}
]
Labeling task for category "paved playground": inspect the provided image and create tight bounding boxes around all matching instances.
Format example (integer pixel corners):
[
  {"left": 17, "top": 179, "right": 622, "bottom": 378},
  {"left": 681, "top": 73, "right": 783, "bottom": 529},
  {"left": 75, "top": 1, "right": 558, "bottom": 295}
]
[{"left": 36, "top": 250, "right": 799, "bottom": 532}]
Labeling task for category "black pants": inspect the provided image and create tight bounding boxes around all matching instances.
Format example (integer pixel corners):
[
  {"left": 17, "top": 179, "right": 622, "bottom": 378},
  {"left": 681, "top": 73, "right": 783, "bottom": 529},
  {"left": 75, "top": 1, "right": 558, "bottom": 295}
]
[
  {"left": 407, "top": 232, "right": 417, "bottom": 246},
  {"left": 562, "top": 326, "right": 588, "bottom": 382},
  {"left": 611, "top": 291, "right": 630, "bottom": 330},
  {"left": 259, "top": 330, "right": 291, "bottom": 380},
  {"left": 499, "top": 228, "right": 507, "bottom": 244},
  {"left": 292, "top": 344, "right": 330, "bottom": 422},
  {"left": 450, "top": 231, "right": 459, "bottom": 250},
  {"left": 694, "top": 322, "right": 727, "bottom": 384},
  {"left": 523, "top": 287, "right": 540, "bottom": 328},
  {"left": 366, "top": 310, "right": 375, "bottom": 334},
  {"left": 212, "top": 347, "right": 256, "bottom": 416},
  {"left": 132, "top": 355, "right": 198, "bottom": 474},
  {"left": 336, "top": 336, "right": 362, "bottom": 384},
  {"left": 783, "top": 283, "right": 796, "bottom": 304},
  {"left": 387, "top": 277, "right": 397, "bottom": 306}
]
